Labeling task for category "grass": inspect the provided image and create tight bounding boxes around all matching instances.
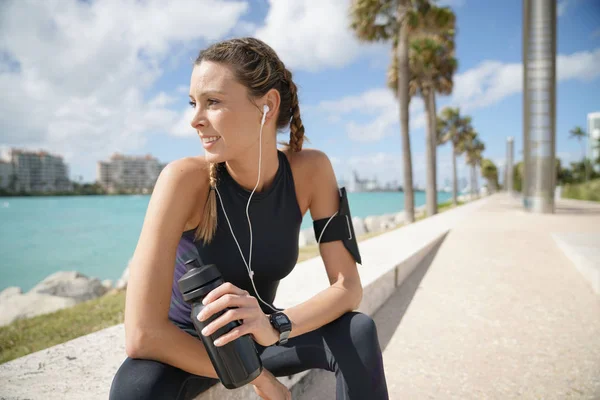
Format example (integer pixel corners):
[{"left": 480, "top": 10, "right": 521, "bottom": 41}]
[
  {"left": 562, "top": 179, "right": 600, "bottom": 202},
  {"left": 0, "top": 290, "right": 126, "bottom": 364},
  {"left": 0, "top": 197, "right": 467, "bottom": 364}
]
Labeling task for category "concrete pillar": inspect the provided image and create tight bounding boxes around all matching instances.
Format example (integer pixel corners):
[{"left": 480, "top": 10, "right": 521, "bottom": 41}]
[
  {"left": 522, "top": 0, "right": 556, "bottom": 213},
  {"left": 506, "top": 137, "right": 514, "bottom": 195}
]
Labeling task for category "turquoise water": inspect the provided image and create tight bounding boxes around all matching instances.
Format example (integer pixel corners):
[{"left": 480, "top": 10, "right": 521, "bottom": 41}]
[{"left": 0, "top": 191, "right": 452, "bottom": 292}]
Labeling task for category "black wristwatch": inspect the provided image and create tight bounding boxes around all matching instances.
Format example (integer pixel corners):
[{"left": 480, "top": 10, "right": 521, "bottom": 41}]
[{"left": 268, "top": 312, "right": 292, "bottom": 345}]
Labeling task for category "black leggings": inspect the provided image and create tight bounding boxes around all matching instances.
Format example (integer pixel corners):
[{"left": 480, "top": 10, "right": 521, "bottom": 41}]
[{"left": 109, "top": 311, "right": 389, "bottom": 400}]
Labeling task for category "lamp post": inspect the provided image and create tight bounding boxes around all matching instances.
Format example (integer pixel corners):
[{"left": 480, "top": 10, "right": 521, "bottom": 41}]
[{"left": 522, "top": 0, "right": 556, "bottom": 213}]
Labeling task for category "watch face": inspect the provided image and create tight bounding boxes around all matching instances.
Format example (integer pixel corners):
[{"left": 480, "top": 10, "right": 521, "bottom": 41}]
[{"left": 276, "top": 315, "right": 287, "bottom": 324}]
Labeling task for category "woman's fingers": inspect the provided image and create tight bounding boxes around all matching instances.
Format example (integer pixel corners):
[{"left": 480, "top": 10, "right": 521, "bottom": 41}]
[
  {"left": 201, "top": 307, "right": 254, "bottom": 337},
  {"left": 212, "top": 321, "right": 253, "bottom": 347},
  {"left": 197, "top": 293, "right": 256, "bottom": 322},
  {"left": 202, "top": 282, "right": 249, "bottom": 305}
]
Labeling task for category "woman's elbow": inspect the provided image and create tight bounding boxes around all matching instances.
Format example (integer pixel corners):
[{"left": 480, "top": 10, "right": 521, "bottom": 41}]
[
  {"left": 125, "top": 324, "right": 147, "bottom": 359},
  {"left": 124, "top": 321, "right": 161, "bottom": 359}
]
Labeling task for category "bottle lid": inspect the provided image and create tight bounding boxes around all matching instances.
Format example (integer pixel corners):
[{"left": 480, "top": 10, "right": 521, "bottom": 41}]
[{"left": 178, "top": 259, "right": 222, "bottom": 296}]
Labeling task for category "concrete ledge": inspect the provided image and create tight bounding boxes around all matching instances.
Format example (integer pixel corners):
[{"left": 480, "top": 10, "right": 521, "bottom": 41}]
[
  {"left": 0, "top": 197, "right": 490, "bottom": 400},
  {"left": 552, "top": 232, "right": 600, "bottom": 294}
]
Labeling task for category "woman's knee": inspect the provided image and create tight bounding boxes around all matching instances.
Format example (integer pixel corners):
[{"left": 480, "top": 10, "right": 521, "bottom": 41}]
[
  {"left": 109, "top": 357, "right": 217, "bottom": 400},
  {"left": 109, "top": 357, "right": 172, "bottom": 400},
  {"left": 339, "top": 311, "right": 379, "bottom": 344}
]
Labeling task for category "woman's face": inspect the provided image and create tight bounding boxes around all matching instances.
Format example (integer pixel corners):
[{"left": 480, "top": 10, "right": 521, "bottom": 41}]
[{"left": 189, "top": 60, "right": 263, "bottom": 163}]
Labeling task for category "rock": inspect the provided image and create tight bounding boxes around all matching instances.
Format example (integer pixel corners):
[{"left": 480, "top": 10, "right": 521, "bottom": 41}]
[
  {"left": 365, "top": 215, "right": 395, "bottom": 233},
  {"left": 0, "top": 287, "right": 22, "bottom": 302},
  {"left": 115, "top": 264, "right": 130, "bottom": 290},
  {"left": 0, "top": 292, "right": 77, "bottom": 326},
  {"left": 29, "top": 271, "right": 108, "bottom": 302},
  {"left": 381, "top": 214, "right": 396, "bottom": 230},
  {"left": 394, "top": 212, "right": 405, "bottom": 226},
  {"left": 298, "top": 228, "right": 316, "bottom": 247},
  {"left": 101, "top": 280, "right": 113, "bottom": 290},
  {"left": 352, "top": 217, "right": 366, "bottom": 237}
]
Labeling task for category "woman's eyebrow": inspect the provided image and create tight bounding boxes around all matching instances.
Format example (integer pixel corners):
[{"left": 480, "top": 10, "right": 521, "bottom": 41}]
[{"left": 189, "top": 90, "right": 226, "bottom": 99}]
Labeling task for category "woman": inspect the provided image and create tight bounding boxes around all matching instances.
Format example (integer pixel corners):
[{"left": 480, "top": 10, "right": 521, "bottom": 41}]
[{"left": 109, "top": 37, "right": 389, "bottom": 400}]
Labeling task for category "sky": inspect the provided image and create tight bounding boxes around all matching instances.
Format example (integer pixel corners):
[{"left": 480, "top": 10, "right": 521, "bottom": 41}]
[{"left": 0, "top": 0, "right": 599, "bottom": 188}]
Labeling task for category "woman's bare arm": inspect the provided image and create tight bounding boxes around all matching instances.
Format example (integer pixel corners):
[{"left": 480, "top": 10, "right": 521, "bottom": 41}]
[
  {"left": 281, "top": 149, "right": 363, "bottom": 339},
  {"left": 123, "top": 157, "right": 222, "bottom": 378}
]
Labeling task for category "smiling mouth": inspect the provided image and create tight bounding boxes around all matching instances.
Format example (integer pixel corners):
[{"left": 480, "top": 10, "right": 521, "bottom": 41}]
[{"left": 201, "top": 136, "right": 221, "bottom": 144}]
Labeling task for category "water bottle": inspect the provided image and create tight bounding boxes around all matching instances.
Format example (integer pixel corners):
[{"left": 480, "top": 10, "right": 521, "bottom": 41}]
[{"left": 178, "top": 258, "right": 263, "bottom": 389}]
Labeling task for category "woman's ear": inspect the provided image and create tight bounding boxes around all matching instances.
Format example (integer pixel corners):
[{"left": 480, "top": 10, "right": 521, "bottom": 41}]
[{"left": 263, "top": 88, "right": 280, "bottom": 122}]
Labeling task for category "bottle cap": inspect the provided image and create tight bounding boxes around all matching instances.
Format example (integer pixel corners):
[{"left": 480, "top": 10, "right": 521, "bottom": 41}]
[{"left": 178, "top": 259, "right": 222, "bottom": 296}]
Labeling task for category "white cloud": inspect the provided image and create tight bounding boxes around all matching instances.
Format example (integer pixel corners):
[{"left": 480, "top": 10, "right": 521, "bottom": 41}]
[
  {"left": 254, "top": 0, "right": 386, "bottom": 72},
  {"left": 451, "top": 48, "right": 600, "bottom": 112},
  {"left": 316, "top": 88, "right": 427, "bottom": 142},
  {"left": 0, "top": 0, "right": 248, "bottom": 179},
  {"left": 557, "top": 0, "right": 569, "bottom": 16},
  {"left": 170, "top": 107, "right": 197, "bottom": 138}
]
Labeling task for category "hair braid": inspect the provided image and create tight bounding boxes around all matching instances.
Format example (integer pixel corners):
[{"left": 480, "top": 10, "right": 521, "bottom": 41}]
[
  {"left": 195, "top": 162, "right": 218, "bottom": 243},
  {"left": 282, "top": 68, "right": 305, "bottom": 152}
]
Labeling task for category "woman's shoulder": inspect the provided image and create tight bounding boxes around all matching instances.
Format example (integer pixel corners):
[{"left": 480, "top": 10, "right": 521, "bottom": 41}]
[
  {"left": 281, "top": 147, "right": 334, "bottom": 176},
  {"left": 159, "top": 155, "right": 209, "bottom": 188},
  {"left": 154, "top": 156, "right": 209, "bottom": 206},
  {"left": 281, "top": 147, "right": 337, "bottom": 213},
  {"left": 156, "top": 156, "right": 210, "bottom": 232}
]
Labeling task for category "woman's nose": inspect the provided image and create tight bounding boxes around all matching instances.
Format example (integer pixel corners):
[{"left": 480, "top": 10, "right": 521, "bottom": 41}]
[{"left": 190, "top": 110, "right": 207, "bottom": 129}]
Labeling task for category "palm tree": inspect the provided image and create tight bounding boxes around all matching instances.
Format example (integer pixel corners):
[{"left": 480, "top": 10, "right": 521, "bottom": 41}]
[
  {"left": 350, "top": 0, "right": 454, "bottom": 222},
  {"left": 437, "top": 108, "right": 472, "bottom": 205},
  {"left": 481, "top": 158, "right": 499, "bottom": 192},
  {"left": 461, "top": 133, "right": 484, "bottom": 198},
  {"left": 407, "top": 35, "right": 456, "bottom": 216},
  {"left": 569, "top": 126, "right": 588, "bottom": 181},
  {"left": 350, "top": 0, "right": 416, "bottom": 222},
  {"left": 383, "top": 2, "right": 456, "bottom": 217}
]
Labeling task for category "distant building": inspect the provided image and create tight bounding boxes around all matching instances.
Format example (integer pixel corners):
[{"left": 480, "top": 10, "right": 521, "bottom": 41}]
[
  {"left": 0, "top": 148, "right": 72, "bottom": 193},
  {"left": 588, "top": 112, "right": 600, "bottom": 172},
  {"left": 0, "top": 160, "right": 12, "bottom": 190},
  {"left": 97, "top": 153, "right": 166, "bottom": 194},
  {"left": 349, "top": 170, "right": 379, "bottom": 192}
]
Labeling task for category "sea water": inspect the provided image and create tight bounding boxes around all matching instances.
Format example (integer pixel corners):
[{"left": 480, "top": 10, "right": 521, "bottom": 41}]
[{"left": 0, "top": 191, "right": 452, "bottom": 292}]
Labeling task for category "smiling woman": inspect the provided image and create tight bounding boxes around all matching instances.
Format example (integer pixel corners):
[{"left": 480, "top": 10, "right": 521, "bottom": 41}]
[{"left": 108, "top": 37, "right": 389, "bottom": 400}]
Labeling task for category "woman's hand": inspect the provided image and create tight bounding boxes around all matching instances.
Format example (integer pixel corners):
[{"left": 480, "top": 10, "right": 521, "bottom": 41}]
[
  {"left": 196, "top": 282, "right": 279, "bottom": 347},
  {"left": 252, "top": 369, "right": 292, "bottom": 400}
]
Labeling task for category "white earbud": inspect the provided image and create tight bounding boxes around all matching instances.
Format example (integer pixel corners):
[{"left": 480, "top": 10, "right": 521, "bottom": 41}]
[{"left": 261, "top": 104, "right": 269, "bottom": 126}]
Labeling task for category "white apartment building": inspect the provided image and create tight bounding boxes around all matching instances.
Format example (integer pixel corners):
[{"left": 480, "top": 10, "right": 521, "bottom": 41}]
[
  {"left": 97, "top": 153, "right": 166, "bottom": 194},
  {"left": 1, "top": 149, "right": 72, "bottom": 193},
  {"left": 588, "top": 112, "right": 600, "bottom": 172}
]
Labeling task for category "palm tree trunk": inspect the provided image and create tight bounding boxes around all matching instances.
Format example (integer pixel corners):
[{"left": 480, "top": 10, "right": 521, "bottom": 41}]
[
  {"left": 430, "top": 91, "right": 438, "bottom": 213},
  {"left": 582, "top": 141, "right": 589, "bottom": 182},
  {"left": 424, "top": 89, "right": 437, "bottom": 216},
  {"left": 397, "top": 2, "right": 414, "bottom": 223},
  {"left": 451, "top": 142, "right": 457, "bottom": 205},
  {"left": 470, "top": 164, "right": 475, "bottom": 198}
]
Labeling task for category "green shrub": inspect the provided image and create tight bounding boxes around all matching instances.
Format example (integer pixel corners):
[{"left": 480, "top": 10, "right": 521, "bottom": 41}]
[{"left": 562, "top": 179, "right": 600, "bottom": 202}]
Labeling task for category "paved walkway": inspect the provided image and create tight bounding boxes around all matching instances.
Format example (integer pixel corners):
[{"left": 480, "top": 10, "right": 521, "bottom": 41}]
[
  {"left": 375, "top": 194, "right": 600, "bottom": 399},
  {"left": 299, "top": 194, "right": 600, "bottom": 399}
]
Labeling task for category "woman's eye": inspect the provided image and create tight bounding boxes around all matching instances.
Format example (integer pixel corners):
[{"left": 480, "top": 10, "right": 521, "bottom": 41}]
[
  {"left": 188, "top": 101, "right": 196, "bottom": 108},
  {"left": 207, "top": 99, "right": 219, "bottom": 106}
]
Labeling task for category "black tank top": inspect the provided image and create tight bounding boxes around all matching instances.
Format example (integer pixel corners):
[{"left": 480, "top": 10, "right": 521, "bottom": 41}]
[{"left": 169, "top": 150, "right": 303, "bottom": 325}]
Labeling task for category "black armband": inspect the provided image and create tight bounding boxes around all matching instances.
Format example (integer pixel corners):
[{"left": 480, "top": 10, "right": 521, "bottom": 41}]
[{"left": 312, "top": 187, "right": 362, "bottom": 265}]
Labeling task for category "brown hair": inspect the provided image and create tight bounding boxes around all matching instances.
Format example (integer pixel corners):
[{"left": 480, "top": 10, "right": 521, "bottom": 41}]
[{"left": 193, "top": 37, "right": 305, "bottom": 243}]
